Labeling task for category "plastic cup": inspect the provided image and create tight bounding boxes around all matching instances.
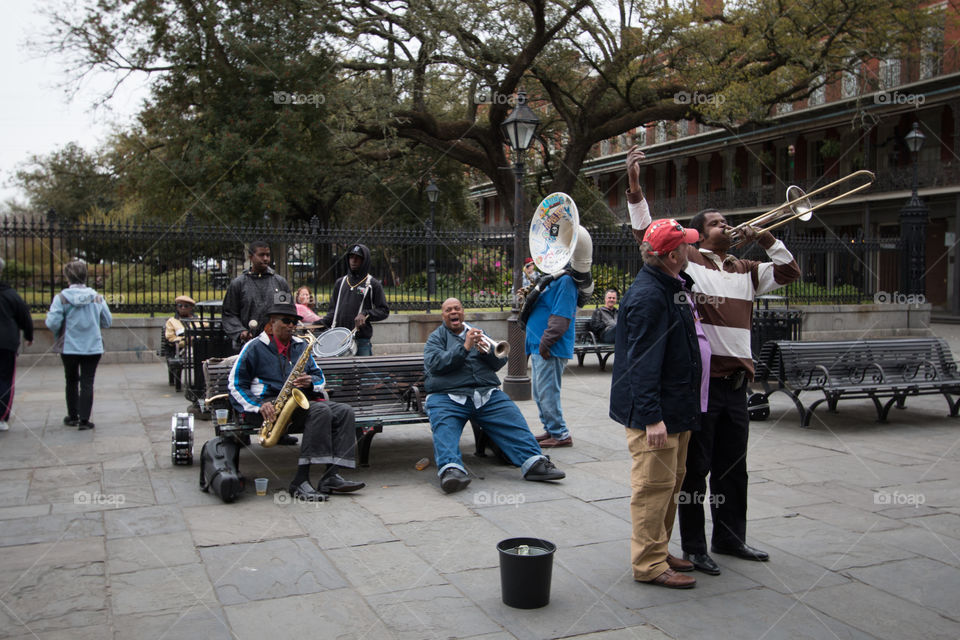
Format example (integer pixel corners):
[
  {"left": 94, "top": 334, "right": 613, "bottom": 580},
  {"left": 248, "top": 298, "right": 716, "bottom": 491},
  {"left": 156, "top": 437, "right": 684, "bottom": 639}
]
[
  {"left": 215, "top": 409, "right": 229, "bottom": 426},
  {"left": 255, "top": 478, "right": 268, "bottom": 496}
]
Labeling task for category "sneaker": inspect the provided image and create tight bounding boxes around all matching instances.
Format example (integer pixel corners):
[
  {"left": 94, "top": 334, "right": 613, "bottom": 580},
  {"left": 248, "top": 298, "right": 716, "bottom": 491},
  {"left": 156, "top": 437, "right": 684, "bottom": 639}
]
[
  {"left": 0, "top": 421, "right": 8, "bottom": 432},
  {"left": 524, "top": 457, "right": 566, "bottom": 482},
  {"left": 63, "top": 416, "right": 79, "bottom": 426},
  {"left": 439, "top": 468, "right": 471, "bottom": 494}
]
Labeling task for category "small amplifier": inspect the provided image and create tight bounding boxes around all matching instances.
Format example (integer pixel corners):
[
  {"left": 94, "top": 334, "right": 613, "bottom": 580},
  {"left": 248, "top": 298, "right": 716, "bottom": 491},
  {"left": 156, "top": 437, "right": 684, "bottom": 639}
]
[{"left": 170, "top": 413, "right": 195, "bottom": 465}]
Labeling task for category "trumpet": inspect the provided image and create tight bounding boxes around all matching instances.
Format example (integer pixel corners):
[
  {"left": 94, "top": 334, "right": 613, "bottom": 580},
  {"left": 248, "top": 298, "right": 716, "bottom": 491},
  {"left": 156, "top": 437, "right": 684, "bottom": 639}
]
[
  {"left": 463, "top": 323, "right": 510, "bottom": 358},
  {"left": 726, "top": 170, "right": 875, "bottom": 247}
]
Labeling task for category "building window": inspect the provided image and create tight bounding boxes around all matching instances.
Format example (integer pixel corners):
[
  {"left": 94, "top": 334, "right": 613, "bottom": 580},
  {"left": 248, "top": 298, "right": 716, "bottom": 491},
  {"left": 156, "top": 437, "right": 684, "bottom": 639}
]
[
  {"left": 841, "top": 62, "right": 861, "bottom": 99},
  {"left": 879, "top": 57, "right": 901, "bottom": 89},
  {"left": 920, "top": 23, "right": 944, "bottom": 80},
  {"left": 635, "top": 127, "right": 646, "bottom": 146},
  {"left": 776, "top": 102, "right": 794, "bottom": 115},
  {"left": 655, "top": 121, "right": 667, "bottom": 144},
  {"left": 809, "top": 75, "right": 826, "bottom": 106}
]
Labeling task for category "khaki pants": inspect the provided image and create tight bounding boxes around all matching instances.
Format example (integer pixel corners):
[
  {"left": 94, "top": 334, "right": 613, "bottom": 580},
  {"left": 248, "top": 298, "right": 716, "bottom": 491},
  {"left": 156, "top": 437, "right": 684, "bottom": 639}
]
[{"left": 626, "top": 427, "right": 690, "bottom": 581}]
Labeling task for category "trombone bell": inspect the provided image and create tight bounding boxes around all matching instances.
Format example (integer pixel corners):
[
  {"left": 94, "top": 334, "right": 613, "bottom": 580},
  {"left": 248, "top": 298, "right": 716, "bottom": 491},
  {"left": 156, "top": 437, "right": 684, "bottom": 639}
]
[{"left": 726, "top": 170, "right": 874, "bottom": 246}]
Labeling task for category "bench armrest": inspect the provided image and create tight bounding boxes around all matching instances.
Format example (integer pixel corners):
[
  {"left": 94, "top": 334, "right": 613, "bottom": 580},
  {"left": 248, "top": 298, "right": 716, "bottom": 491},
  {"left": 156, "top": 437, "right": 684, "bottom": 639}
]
[{"left": 800, "top": 364, "right": 830, "bottom": 389}]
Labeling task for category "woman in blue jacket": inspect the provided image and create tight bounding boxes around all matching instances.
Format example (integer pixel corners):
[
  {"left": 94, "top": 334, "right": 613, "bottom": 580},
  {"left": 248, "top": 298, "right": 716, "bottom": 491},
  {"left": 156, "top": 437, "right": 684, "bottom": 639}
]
[{"left": 45, "top": 261, "right": 112, "bottom": 430}]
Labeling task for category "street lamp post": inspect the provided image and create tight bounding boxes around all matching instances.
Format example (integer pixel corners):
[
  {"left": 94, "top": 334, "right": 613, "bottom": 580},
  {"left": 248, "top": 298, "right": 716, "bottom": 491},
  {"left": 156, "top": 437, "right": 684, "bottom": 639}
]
[
  {"left": 899, "top": 122, "right": 928, "bottom": 297},
  {"left": 425, "top": 180, "right": 440, "bottom": 312},
  {"left": 500, "top": 90, "right": 540, "bottom": 401}
]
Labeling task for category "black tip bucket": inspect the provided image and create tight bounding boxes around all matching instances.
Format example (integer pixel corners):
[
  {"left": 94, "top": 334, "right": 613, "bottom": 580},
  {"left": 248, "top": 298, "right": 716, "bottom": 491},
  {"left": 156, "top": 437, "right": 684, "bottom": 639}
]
[{"left": 497, "top": 537, "right": 557, "bottom": 609}]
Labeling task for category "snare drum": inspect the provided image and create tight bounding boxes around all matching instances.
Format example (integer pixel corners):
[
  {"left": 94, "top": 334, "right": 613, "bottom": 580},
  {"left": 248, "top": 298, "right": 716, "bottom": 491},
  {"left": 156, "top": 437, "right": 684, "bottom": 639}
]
[{"left": 312, "top": 327, "right": 357, "bottom": 358}]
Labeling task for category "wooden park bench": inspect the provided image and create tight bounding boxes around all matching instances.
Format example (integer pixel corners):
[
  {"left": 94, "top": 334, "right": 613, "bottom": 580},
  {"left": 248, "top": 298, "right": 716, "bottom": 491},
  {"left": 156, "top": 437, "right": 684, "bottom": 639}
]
[
  {"left": 573, "top": 317, "right": 615, "bottom": 370},
  {"left": 754, "top": 338, "right": 960, "bottom": 427},
  {"left": 201, "top": 353, "right": 433, "bottom": 469}
]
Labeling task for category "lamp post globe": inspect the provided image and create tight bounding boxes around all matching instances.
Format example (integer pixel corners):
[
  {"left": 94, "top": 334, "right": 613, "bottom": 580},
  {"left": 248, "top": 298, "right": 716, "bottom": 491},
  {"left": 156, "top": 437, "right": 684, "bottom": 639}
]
[{"left": 500, "top": 90, "right": 540, "bottom": 401}]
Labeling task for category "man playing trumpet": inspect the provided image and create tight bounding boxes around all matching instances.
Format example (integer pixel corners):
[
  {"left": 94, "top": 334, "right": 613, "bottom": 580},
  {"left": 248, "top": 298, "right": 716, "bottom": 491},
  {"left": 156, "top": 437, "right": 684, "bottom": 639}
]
[
  {"left": 625, "top": 146, "right": 800, "bottom": 574},
  {"left": 424, "top": 298, "right": 566, "bottom": 494}
]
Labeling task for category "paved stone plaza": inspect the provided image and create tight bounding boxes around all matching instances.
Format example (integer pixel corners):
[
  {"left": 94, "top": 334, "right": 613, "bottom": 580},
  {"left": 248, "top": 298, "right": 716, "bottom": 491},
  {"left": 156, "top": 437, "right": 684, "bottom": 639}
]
[{"left": 1, "top": 327, "right": 959, "bottom": 639}]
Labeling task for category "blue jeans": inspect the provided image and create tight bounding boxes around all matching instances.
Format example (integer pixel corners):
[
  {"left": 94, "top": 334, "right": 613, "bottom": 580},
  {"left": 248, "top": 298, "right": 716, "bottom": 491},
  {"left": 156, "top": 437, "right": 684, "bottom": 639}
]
[
  {"left": 355, "top": 338, "right": 372, "bottom": 356},
  {"left": 426, "top": 390, "right": 545, "bottom": 477},
  {"left": 531, "top": 354, "right": 569, "bottom": 440}
]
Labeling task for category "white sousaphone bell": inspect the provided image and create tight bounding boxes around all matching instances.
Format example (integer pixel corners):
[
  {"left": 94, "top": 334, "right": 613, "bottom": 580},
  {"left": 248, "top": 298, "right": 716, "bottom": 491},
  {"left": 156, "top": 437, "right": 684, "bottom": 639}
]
[{"left": 519, "top": 193, "right": 594, "bottom": 326}]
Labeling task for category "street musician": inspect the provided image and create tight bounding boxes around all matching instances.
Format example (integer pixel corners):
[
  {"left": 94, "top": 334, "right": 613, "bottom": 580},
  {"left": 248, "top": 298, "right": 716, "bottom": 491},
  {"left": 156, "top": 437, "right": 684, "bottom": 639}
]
[{"left": 228, "top": 294, "right": 364, "bottom": 501}]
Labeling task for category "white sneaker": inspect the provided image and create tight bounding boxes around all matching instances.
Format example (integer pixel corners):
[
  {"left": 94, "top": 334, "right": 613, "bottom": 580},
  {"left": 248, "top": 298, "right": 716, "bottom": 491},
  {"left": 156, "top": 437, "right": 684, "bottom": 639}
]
[{"left": 0, "top": 421, "right": 8, "bottom": 432}]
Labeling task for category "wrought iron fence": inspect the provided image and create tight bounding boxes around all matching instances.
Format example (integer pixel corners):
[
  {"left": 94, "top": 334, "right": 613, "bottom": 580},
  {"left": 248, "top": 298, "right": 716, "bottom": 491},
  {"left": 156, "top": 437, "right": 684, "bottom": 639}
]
[{"left": 0, "top": 213, "right": 897, "bottom": 313}]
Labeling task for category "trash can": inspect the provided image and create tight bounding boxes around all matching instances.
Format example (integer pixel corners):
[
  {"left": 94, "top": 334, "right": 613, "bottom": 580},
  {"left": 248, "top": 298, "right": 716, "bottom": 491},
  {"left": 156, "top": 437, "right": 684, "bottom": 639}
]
[
  {"left": 497, "top": 537, "right": 557, "bottom": 609},
  {"left": 751, "top": 308, "right": 803, "bottom": 360}
]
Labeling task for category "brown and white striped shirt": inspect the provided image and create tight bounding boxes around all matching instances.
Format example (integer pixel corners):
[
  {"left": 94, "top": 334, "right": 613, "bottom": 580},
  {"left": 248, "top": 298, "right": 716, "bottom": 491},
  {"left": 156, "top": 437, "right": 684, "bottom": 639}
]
[{"left": 628, "top": 193, "right": 801, "bottom": 379}]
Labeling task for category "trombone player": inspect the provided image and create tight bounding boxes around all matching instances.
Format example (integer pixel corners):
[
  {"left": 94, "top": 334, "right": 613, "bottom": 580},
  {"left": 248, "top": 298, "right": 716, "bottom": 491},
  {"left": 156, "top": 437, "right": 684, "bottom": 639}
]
[{"left": 625, "top": 145, "right": 801, "bottom": 574}]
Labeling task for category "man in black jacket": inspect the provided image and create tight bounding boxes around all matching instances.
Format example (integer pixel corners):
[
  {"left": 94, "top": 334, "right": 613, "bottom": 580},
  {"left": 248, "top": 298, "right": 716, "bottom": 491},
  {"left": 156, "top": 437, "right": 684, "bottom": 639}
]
[
  {"left": 222, "top": 241, "right": 291, "bottom": 351},
  {"left": 0, "top": 257, "right": 33, "bottom": 432},
  {"left": 424, "top": 298, "right": 565, "bottom": 493},
  {"left": 609, "top": 219, "right": 703, "bottom": 589},
  {"left": 318, "top": 244, "right": 389, "bottom": 356},
  {"left": 589, "top": 289, "right": 619, "bottom": 343}
]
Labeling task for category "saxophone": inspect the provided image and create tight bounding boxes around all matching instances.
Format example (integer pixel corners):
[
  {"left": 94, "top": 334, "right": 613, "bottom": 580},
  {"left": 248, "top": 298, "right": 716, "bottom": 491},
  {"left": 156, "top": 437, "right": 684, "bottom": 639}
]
[{"left": 259, "top": 333, "right": 317, "bottom": 447}]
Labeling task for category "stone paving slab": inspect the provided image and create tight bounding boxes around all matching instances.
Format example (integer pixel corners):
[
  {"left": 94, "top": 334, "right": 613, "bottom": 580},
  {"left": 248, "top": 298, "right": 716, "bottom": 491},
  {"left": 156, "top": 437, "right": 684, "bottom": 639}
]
[
  {"left": 2, "top": 354, "right": 960, "bottom": 638},
  {"left": 639, "top": 587, "right": 876, "bottom": 640},
  {"left": 200, "top": 537, "right": 347, "bottom": 604}
]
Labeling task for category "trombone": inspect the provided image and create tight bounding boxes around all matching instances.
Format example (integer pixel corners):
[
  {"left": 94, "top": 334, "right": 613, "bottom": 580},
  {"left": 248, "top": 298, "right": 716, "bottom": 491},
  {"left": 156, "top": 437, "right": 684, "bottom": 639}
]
[{"left": 726, "top": 170, "right": 875, "bottom": 247}]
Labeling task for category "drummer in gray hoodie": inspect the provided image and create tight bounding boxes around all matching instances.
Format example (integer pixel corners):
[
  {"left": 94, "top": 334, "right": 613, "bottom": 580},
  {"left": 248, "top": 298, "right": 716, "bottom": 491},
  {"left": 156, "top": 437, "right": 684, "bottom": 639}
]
[
  {"left": 45, "top": 261, "right": 112, "bottom": 430},
  {"left": 317, "top": 244, "right": 389, "bottom": 356}
]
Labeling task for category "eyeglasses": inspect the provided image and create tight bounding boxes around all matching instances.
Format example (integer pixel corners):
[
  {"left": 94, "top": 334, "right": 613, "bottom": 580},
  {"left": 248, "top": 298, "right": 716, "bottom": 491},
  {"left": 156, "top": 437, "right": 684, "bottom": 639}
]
[
  {"left": 176, "top": 303, "right": 193, "bottom": 308},
  {"left": 278, "top": 317, "right": 297, "bottom": 325}
]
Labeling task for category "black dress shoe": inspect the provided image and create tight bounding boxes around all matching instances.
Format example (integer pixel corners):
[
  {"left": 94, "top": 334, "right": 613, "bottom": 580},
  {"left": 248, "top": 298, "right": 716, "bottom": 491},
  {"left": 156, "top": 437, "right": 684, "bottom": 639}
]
[
  {"left": 440, "top": 468, "right": 471, "bottom": 494},
  {"left": 78, "top": 420, "right": 95, "bottom": 431},
  {"left": 319, "top": 474, "right": 365, "bottom": 494},
  {"left": 524, "top": 457, "right": 566, "bottom": 482},
  {"left": 288, "top": 481, "right": 328, "bottom": 502},
  {"left": 711, "top": 543, "right": 769, "bottom": 562},
  {"left": 683, "top": 552, "right": 721, "bottom": 575},
  {"left": 277, "top": 434, "right": 298, "bottom": 445},
  {"left": 63, "top": 416, "right": 79, "bottom": 426}
]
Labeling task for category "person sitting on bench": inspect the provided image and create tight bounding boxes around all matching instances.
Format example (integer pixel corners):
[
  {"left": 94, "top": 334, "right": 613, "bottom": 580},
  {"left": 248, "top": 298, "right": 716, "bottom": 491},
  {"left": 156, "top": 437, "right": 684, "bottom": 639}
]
[
  {"left": 165, "top": 295, "right": 196, "bottom": 353},
  {"left": 424, "top": 297, "right": 566, "bottom": 494},
  {"left": 589, "top": 289, "right": 619, "bottom": 344},
  {"left": 228, "top": 293, "right": 365, "bottom": 501}
]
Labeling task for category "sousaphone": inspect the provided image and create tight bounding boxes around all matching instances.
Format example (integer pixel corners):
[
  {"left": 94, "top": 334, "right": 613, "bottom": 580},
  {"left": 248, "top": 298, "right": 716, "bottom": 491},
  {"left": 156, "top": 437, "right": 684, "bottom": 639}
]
[{"left": 519, "top": 192, "right": 594, "bottom": 326}]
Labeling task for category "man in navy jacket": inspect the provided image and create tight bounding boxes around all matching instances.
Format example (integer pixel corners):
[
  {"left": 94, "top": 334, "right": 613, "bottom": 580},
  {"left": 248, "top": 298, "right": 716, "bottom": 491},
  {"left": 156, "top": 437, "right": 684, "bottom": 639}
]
[{"left": 610, "top": 219, "right": 703, "bottom": 589}]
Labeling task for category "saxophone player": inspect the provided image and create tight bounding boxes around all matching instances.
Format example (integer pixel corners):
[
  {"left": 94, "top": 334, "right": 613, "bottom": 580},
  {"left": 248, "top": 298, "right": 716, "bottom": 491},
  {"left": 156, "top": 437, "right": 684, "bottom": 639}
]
[{"left": 229, "top": 294, "right": 365, "bottom": 501}]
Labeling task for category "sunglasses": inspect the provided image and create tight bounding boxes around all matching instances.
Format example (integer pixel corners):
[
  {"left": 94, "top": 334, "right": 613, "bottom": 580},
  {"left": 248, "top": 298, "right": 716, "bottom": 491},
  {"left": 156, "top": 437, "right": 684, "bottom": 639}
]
[
  {"left": 277, "top": 317, "right": 298, "bottom": 325},
  {"left": 176, "top": 303, "right": 193, "bottom": 308}
]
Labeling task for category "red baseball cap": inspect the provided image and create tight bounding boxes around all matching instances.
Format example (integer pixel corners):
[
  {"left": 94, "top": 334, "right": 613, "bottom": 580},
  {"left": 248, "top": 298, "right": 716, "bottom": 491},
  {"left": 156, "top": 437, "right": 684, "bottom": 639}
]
[
  {"left": 643, "top": 218, "right": 700, "bottom": 255},
  {"left": 524, "top": 257, "right": 534, "bottom": 265}
]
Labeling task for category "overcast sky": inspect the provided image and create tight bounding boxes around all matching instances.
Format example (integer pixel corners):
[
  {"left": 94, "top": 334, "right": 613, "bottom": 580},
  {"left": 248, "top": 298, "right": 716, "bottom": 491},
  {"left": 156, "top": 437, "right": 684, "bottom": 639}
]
[{"left": 0, "top": 1, "right": 148, "bottom": 208}]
